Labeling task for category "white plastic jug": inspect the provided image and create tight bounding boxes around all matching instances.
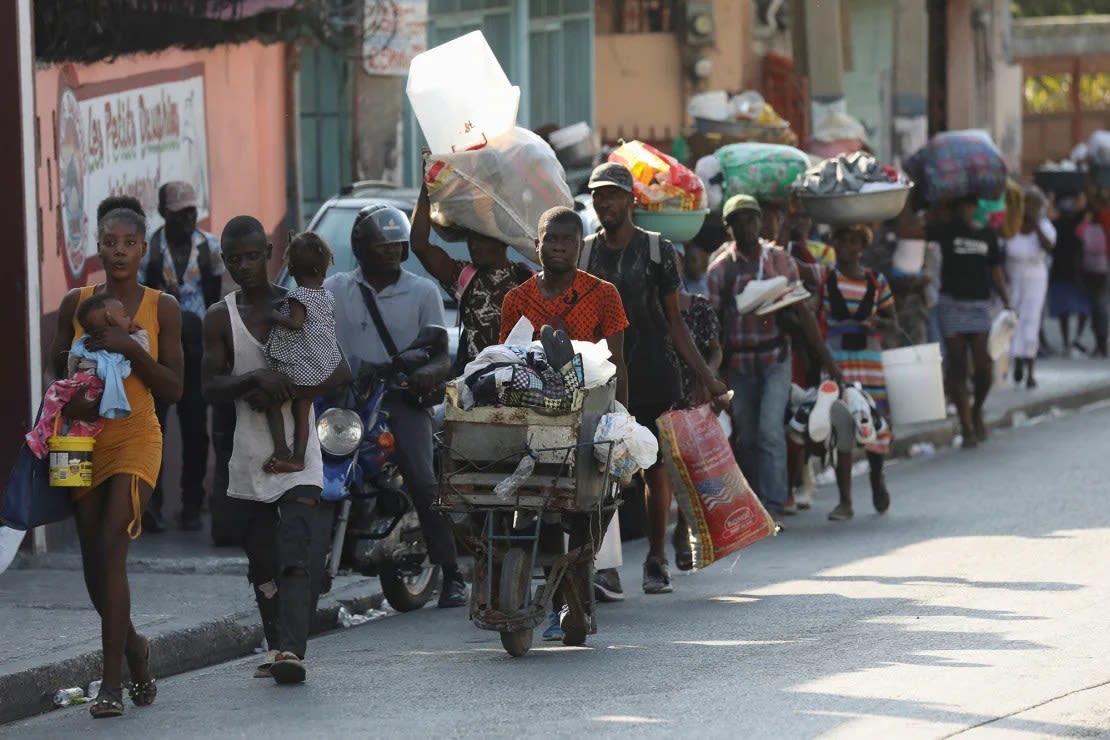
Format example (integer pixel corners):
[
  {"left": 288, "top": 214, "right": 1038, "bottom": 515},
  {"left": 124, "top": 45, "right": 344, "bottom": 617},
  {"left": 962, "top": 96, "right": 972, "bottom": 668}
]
[
  {"left": 881, "top": 343, "right": 946, "bottom": 426},
  {"left": 407, "top": 31, "right": 520, "bottom": 154}
]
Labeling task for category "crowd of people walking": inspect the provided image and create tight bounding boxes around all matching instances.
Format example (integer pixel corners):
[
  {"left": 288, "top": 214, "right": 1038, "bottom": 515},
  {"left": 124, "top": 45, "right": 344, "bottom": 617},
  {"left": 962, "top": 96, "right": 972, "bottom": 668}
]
[{"left": 30, "top": 152, "right": 1110, "bottom": 716}]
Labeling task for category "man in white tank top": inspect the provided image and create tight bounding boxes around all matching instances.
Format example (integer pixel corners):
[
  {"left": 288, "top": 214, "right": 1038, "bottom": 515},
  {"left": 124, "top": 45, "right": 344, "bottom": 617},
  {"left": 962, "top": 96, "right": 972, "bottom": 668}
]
[{"left": 202, "top": 216, "right": 350, "bottom": 685}]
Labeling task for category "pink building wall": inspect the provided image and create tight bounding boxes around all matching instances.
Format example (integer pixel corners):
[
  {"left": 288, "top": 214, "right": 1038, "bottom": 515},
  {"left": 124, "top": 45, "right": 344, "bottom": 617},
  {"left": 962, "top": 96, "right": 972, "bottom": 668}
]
[{"left": 34, "top": 41, "right": 289, "bottom": 343}]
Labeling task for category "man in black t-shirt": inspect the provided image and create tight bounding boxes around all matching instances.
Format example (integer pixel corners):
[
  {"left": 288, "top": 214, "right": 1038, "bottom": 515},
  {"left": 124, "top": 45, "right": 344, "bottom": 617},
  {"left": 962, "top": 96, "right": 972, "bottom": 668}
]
[
  {"left": 581, "top": 163, "right": 728, "bottom": 597},
  {"left": 926, "top": 198, "right": 1011, "bottom": 448}
]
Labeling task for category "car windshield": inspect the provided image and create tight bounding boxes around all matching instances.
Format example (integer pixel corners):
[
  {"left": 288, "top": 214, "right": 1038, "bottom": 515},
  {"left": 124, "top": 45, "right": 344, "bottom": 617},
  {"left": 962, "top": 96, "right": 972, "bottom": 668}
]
[{"left": 302, "top": 204, "right": 472, "bottom": 304}]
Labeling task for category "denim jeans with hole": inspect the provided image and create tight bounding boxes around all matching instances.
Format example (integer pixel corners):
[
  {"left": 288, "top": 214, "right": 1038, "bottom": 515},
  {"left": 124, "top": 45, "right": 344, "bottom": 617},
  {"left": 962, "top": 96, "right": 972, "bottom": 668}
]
[{"left": 729, "top": 357, "right": 792, "bottom": 515}]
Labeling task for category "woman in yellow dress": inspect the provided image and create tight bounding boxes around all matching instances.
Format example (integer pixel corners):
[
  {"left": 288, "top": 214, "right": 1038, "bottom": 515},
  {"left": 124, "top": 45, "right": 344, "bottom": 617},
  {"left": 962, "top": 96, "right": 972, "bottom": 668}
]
[{"left": 49, "top": 197, "right": 183, "bottom": 718}]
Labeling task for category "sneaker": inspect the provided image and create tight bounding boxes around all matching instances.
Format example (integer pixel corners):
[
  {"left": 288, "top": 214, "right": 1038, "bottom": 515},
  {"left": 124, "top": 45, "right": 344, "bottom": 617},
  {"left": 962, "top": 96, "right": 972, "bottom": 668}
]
[
  {"left": 843, "top": 385, "right": 876, "bottom": 446},
  {"left": 808, "top": 380, "right": 840, "bottom": 443},
  {"left": 593, "top": 568, "right": 625, "bottom": 603},
  {"left": 269, "top": 651, "right": 306, "bottom": 684},
  {"left": 642, "top": 558, "right": 673, "bottom": 595},
  {"left": 541, "top": 611, "right": 564, "bottom": 642},
  {"left": 437, "top": 572, "right": 469, "bottom": 608},
  {"left": 254, "top": 649, "right": 279, "bottom": 679}
]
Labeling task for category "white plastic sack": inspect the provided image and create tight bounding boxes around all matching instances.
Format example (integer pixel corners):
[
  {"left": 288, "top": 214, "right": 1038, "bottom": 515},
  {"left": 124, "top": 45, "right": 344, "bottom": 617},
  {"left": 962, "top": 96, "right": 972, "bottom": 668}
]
[
  {"left": 594, "top": 402, "right": 659, "bottom": 483},
  {"left": 426, "top": 127, "right": 573, "bottom": 259},
  {"left": 504, "top": 316, "right": 535, "bottom": 347},
  {"left": 989, "top": 309, "right": 1018, "bottom": 361},
  {"left": 564, "top": 515, "right": 622, "bottom": 570},
  {"left": 695, "top": 155, "right": 724, "bottom": 212}
]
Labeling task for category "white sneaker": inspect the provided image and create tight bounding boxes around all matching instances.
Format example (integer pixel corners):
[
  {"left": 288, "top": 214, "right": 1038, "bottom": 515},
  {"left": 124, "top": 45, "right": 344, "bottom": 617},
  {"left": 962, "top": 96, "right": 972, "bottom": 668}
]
[
  {"left": 843, "top": 385, "right": 877, "bottom": 446},
  {"left": 808, "top": 380, "right": 840, "bottom": 443}
]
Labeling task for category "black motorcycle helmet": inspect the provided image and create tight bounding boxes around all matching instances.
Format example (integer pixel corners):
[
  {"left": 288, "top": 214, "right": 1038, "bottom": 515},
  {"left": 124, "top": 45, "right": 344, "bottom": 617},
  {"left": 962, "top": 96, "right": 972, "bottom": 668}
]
[{"left": 351, "top": 204, "right": 412, "bottom": 261}]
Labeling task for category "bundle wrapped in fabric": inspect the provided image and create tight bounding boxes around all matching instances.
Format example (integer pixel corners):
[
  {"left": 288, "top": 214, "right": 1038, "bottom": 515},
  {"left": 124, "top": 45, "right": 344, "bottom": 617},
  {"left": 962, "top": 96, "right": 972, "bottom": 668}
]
[
  {"left": 608, "top": 140, "right": 707, "bottom": 212},
  {"left": 426, "top": 127, "right": 572, "bottom": 260},
  {"left": 714, "top": 142, "right": 810, "bottom": 204},
  {"left": 903, "top": 130, "right": 1008, "bottom": 205},
  {"left": 657, "top": 404, "right": 777, "bottom": 569}
]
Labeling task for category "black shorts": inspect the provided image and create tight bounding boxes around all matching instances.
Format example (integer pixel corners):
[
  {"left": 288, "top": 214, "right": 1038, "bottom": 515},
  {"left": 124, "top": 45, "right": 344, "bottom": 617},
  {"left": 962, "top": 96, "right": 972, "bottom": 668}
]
[{"left": 629, "top": 403, "right": 672, "bottom": 469}]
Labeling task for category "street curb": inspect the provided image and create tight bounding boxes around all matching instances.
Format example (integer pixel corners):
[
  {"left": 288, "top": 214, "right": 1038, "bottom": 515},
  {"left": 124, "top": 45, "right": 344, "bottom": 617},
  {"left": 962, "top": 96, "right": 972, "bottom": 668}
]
[
  {"left": 890, "top": 381, "right": 1110, "bottom": 458},
  {"left": 0, "top": 581, "right": 384, "bottom": 725}
]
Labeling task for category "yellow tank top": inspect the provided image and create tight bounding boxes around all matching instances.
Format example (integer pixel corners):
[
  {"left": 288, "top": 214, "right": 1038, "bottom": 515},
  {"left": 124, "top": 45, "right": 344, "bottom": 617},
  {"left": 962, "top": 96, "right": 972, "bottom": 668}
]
[{"left": 72, "top": 285, "right": 163, "bottom": 538}]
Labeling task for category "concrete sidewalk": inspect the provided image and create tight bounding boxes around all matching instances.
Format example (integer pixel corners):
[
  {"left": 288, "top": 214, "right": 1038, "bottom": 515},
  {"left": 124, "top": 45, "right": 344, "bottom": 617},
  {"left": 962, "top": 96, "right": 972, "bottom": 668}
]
[
  {"left": 0, "top": 560, "right": 384, "bottom": 724},
  {"left": 0, "top": 357, "right": 1107, "bottom": 726},
  {"left": 891, "top": 356, "right": 1110, "bottom": 455}
]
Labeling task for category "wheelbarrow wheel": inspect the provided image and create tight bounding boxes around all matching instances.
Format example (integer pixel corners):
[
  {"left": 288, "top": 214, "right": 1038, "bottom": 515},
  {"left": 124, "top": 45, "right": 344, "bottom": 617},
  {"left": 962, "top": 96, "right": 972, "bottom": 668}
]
[{"left": 498, "top": 547, "right": 534, "bottom": 657}]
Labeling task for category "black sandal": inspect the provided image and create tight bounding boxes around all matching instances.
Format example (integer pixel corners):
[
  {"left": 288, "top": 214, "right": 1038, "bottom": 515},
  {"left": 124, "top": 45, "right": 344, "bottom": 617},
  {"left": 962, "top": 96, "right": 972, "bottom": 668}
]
[
  {"left": 89, "top": 685, "right": 124, "bottom": 719},
  {"left": 126, "top": 638, "right": 157, "bottom": 707}
]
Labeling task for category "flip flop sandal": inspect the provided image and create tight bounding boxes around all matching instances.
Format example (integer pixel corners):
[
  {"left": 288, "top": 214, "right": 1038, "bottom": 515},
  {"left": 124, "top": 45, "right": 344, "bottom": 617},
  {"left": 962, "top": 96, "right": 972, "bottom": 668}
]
[
  {"left": 89, "top": 685, "right": 125, "bottom": 719},
  {"left": 126, "top": 639, "right": 157, "bottom": 706},
  {"left": 255, "top": 649, "right": 280, "bottom": 678},
  {"left": 828, "top": 504, "right": 854, "bottom": 522}
]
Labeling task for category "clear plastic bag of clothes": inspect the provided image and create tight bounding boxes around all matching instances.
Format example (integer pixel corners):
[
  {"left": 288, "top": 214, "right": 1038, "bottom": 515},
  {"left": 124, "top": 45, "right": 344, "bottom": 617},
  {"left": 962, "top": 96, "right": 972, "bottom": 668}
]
[{"left": 425, "top": 127, "right": 573, "bottom": 259}]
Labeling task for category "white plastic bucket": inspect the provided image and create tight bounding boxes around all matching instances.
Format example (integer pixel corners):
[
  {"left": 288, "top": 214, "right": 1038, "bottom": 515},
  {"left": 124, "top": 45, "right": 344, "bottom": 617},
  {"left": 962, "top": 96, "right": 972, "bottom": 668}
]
[
  {"left": 882, "top": 343, "right": 946, "bottom": 426},
  {"left": 406, "top": 31, "right": 520, "bottom": 154}
]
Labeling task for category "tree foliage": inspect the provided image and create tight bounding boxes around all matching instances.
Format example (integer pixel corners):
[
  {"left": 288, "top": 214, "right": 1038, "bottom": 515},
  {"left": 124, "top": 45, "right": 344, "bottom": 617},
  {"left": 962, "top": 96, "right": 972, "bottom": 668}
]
[{"left": 1012, "top": 0, "right": 1110, "bottom": 17}]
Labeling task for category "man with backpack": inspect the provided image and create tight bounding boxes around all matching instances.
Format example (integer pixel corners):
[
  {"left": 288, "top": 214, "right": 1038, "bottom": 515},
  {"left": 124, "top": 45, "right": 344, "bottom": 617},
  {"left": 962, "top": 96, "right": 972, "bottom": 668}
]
[
  {"left": 410, "top": 184, "right": 533, "bottom": 371},
  {"left": 140, "top": 181, "right": 224, "bottom": 532},
  {"left": 581, "top": 162, "right": 727, "bottom": 598}
]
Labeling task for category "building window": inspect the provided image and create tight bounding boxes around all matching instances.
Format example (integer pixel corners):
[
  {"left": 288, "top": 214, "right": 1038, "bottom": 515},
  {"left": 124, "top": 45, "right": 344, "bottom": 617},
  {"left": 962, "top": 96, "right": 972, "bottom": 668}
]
[{"left": 599, "top": 0, "right": 674, "bottom": 33}]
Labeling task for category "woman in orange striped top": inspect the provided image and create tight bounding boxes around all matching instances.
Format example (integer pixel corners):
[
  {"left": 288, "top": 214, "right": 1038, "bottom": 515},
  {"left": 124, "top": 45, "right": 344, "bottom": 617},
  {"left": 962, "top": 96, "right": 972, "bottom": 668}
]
[{"left": 48, "top": 196, "right": 183, "bottom": 718}]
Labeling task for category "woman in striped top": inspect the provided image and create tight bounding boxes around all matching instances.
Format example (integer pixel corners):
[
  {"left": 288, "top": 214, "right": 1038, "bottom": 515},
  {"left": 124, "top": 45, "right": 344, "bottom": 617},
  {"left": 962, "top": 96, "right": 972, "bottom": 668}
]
[{"left": 819, "top": 224, "right": 898, "bottom": 520}]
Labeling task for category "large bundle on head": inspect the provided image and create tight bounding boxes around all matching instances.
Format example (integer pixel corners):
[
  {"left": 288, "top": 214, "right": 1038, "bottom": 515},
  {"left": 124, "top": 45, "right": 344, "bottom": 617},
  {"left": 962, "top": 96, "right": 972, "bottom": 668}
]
[
  {"left": 903, "top": 130, "right": 1008, "bottom": 205},
  {"left": 425, "top": 127, "right": 572, "bottom": 261},
  {"left": 714, "top": 143, "right": 810, "bottom": 204}
]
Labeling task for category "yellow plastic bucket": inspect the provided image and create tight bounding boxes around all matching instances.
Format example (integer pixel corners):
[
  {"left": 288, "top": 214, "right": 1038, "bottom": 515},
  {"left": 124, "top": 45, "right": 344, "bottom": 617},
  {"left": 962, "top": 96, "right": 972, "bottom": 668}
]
[{"left": 47, "top": 434, "right": 95, "bottom": 488}]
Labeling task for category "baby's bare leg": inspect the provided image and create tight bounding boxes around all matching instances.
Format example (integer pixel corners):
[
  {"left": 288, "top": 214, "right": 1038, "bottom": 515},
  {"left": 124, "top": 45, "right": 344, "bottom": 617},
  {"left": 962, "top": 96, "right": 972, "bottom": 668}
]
[
  {"left": 267, "top": 397, "right": 310, "bottom": 474},
  {"left": 265, "top": 406, "right": 292, "bottom": 473}
]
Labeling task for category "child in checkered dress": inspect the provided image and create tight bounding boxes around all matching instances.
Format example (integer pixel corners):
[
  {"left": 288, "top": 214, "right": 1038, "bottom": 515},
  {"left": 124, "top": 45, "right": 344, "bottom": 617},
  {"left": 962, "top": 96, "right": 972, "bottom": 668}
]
[{"left": 265, "top": 232, "right": 343, "bottom": 473}]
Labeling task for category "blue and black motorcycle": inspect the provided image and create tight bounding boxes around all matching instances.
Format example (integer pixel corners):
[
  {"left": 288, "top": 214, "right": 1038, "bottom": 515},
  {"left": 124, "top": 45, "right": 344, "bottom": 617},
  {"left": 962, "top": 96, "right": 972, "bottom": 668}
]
[{"left": 316, "top": 327, "right": 446, "bottom": 611}]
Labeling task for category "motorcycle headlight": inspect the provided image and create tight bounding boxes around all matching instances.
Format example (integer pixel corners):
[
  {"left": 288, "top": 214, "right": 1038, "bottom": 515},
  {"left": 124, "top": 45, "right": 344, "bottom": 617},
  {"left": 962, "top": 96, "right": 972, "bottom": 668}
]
[{"left": 316, "top": 408, "right": 364, "bottom": 457}]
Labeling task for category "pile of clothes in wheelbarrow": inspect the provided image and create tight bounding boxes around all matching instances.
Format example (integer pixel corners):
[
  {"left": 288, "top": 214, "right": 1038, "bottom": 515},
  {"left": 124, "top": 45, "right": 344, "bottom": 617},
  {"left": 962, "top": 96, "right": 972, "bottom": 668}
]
[{"left": 453, "top": 318, "right": 616, "bottom": 412}]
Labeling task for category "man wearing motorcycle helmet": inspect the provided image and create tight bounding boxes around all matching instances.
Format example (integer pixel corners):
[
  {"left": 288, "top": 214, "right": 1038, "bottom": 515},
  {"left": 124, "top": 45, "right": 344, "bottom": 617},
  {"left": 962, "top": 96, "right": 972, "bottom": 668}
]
[{"left": 324, "top": 204, "right": 468, "bottom": 608}]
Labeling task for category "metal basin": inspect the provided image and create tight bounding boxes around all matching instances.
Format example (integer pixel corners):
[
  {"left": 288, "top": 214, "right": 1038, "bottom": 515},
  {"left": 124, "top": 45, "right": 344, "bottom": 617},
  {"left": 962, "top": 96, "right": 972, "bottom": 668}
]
[{"left": 795, "top": 185, "right": 913, "bottom": 226}]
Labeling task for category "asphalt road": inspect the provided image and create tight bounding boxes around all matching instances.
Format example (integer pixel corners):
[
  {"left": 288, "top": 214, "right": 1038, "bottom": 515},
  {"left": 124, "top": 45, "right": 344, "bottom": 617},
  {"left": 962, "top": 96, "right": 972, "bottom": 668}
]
[{"left": 7, "top": 403, "right": 1110, "bottom": 739}]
